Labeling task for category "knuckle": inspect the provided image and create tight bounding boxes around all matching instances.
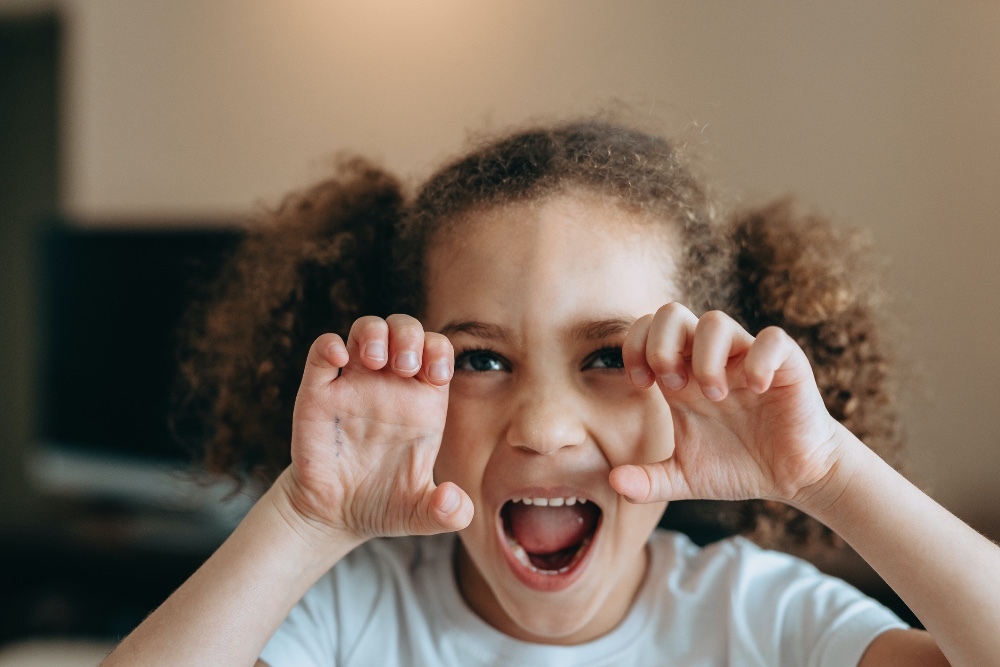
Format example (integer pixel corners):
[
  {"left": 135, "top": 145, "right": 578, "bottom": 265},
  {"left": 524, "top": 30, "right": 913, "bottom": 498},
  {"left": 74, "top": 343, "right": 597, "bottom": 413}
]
[
  {"left": 622, "top": 317, "right": 651, "bottom": 356},
  {"left": 423, "top": 332, "right": 453, "bottom": 354},
  {"left": 656, "top": 301, "right": 687, "bottom": 319},
  {"left": 698, "top": 309, "right": 730, "bottom": 329},
  {"left": 742, "top": 359, "right": 767, "bottom": 382},
  {"left": 622, "top": 314, "right": 653, "bottom": 350},
  {"left": 621, "top": 332, "right": 644, "bottom": 354},
  {"left": 691, "top": 363, "right": 723, "bottom": 385},
  {"left": 386, "top": 313, "right": 420, "bottom": 328},
  {"left": 758, "top": 325, "right": 788, "bottom": 343},
  {"left": 644, "top": 350, "right": 676, "bottom": 374},
  {"left": 643, "top": 466, "right": 659, "bottom": 503},
  {"left": 310, "top": 333, "right": 340, "bottom": 359},
  {"left": 386, "top": 315, "right": 425, "bottom": 348},
  {"left": 313, "top": 332, "right": 337, "bottom": 348},
  {"left": 354, "top": 315, "right": 387, "bottom": 337},
  {"left": 625, "top": 313, "right": 653, "bottom": 339}
]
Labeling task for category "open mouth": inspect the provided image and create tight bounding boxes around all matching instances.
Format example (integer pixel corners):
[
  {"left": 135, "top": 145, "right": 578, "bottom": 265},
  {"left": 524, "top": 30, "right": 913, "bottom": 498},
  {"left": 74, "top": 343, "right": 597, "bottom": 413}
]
[{"left": 499, "top": 495, "right": 602, "bottom": 585}]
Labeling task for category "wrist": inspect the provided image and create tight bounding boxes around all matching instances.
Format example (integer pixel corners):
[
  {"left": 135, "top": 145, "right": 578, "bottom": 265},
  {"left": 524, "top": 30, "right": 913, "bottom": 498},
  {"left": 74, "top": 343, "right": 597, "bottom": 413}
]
[
  {"left": 265, "top": 468, "right": 368, "bottom": 562},
  {"left": 788, "top": 422, "right": 874, "bottom": 521}
]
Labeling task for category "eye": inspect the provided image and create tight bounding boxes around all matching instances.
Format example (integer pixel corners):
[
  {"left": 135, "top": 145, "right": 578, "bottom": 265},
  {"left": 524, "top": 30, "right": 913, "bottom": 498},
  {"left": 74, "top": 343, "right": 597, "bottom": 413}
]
[
  {"left": 455, "top": 348, "right": 510, "bottom": 372},
  {"left": 583, "top": 346, "right": 624, "bottom": 370}
]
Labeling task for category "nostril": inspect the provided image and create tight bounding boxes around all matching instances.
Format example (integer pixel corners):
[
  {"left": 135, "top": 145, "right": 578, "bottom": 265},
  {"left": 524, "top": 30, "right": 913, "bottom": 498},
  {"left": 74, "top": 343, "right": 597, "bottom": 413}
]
[
  {"left": 509, "top": 432, "right": 585, "bottom": 455},
  {"left": 506, "top": 402, "right": 587, "bottom": 455}
]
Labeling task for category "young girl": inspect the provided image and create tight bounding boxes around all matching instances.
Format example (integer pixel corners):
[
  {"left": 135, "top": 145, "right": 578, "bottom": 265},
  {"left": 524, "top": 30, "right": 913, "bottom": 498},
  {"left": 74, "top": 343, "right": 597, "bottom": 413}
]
[{"left": 104, "top": 120, "right": 998, "bottom": 666}]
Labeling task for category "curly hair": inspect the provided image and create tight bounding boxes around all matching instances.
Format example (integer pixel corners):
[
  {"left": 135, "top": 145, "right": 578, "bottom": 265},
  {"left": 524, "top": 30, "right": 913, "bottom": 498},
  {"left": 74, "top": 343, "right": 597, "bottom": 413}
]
[{"left": 175, "top": 119, "right": 903, "bottom": 549}]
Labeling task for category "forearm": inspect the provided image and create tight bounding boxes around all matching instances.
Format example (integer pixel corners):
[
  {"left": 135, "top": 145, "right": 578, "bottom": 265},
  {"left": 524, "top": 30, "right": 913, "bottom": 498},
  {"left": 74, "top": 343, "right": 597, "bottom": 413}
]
[
  {"left": 102, "top": 469, "right": 363, "bottom": 667},
  {"left": 797, "top": 426, "right": 1000, "bottom": 666}
]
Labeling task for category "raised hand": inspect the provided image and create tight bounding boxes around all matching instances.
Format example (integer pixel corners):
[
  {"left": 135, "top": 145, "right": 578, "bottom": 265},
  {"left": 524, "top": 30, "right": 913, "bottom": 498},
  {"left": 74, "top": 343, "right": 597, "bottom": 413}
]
[
  {"left": 279, "top": 314, "right": 474, "bottom": 542},
  {"left": 609, "top": 303, "right": 843, "bottom": 507}
]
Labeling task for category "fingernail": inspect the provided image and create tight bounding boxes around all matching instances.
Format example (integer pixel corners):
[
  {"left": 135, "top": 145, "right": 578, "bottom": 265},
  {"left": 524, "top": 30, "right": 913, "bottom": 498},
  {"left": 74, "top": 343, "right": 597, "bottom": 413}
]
[
  {"left": 661, "top": 373, "right": 685, "bottom": 390},
  {"left": 429, "top": 359, "right": 450, "bottom": 382},
  {"left": 704, "top": 385, "right": 724, "bottom": 401},
  {"left": 439, "top": 488, "right": 460, "bottom": 514},
  {"left": 364, "top": 340, "right": 386, "bottom": 361},
  {"left": 396, "top": 351, "right": 419, "bottom": 372},
  {"left": 630, "top": 368, "right": 653, "bottom": 387}
]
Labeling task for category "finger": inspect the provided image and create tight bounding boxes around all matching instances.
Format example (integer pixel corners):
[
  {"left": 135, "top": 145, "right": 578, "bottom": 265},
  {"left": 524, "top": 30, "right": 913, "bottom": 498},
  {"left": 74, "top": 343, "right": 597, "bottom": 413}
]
[
  {"left": 742, "top": 326, "right": 804, "bottom": 393},
  {"left": 690, "top": 311, "right": 754, "bottom": 401},
  {"left": 418, "top": 332, "right": 454, "bottom": 387},
  {"left": 622, "top": 314, "right": 655, "bottom": 388},
  {"left": 409, "top": 481, "right": 474, "bottom": 535},
  {"left": 347, "top": 316, "right": 390, "bottom": 370},
  {"left": 608, "top": 460, "right": 692, "bottom": 504},
  {"left": 386, "top": 313, "right": 425, "bottom": 378},
  {"left": 301, "top": 333, "right": 349, "bottom": 387},
  {"left": 645, "top": 302, "right": 698, "bottom": 391}
]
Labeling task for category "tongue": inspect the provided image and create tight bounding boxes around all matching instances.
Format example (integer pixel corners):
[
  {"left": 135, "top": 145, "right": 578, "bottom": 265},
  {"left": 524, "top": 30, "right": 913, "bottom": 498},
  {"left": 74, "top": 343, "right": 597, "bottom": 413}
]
[{"left": 508, "top": 503, "right": 597, "bottom": 555}]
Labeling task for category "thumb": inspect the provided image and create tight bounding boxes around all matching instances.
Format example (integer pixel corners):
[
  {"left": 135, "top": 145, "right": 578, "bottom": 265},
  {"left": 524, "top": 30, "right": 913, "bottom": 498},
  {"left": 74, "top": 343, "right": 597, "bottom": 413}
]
[
  {"left": 609, "top": 460, "right": 692, "bottom": 504},
  {"left": 409, "top": 481, "right": 474, "bottom": 535}
]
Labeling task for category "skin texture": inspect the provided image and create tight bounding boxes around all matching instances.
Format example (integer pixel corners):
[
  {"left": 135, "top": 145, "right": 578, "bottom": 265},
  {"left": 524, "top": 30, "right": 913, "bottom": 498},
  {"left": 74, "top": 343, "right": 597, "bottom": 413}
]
[
  {"left": 425, "top": 196, "right": 676, "bottom": 642},
  {"left": 105, "top": 192, "right": 1000, "bottom": 667}
]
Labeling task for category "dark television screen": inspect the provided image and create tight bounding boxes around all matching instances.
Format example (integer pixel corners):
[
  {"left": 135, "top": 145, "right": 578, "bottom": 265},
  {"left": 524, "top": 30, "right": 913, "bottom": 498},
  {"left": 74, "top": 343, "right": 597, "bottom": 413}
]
[{"left": 38, "top": 224, "right": 244, "bottom": 462}]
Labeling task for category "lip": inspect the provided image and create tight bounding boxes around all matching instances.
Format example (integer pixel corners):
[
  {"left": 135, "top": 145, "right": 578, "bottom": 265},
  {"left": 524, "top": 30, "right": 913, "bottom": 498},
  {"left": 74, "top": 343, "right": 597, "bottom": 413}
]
[{"left": 494, "top": 487, "right": 603, "bottom": 593}]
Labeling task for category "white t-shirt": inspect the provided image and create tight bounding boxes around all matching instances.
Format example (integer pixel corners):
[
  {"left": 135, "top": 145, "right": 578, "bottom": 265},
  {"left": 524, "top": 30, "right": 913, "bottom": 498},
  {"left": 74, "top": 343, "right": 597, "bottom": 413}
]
[{"left": 259, "top": 530, "right": 907, "bottom": 666}]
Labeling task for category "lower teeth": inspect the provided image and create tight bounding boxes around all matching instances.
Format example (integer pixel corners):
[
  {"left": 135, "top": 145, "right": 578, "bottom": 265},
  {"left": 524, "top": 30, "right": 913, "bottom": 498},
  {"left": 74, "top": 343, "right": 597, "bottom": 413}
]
[{"left": 510, "top": 537, "right": 591, "bottom": 575}]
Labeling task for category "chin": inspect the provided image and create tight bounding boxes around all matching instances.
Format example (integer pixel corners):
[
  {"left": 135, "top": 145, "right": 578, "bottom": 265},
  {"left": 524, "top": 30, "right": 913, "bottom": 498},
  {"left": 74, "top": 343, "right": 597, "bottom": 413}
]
[{"left": 505, "top": 604, "right": 599, "bottom": 643}]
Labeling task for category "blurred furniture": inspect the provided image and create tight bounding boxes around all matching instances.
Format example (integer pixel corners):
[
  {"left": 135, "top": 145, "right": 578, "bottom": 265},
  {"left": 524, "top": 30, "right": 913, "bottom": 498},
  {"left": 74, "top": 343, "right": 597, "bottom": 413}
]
[{"left": 0, "top": 639, "right": 114, "bottom": 667}]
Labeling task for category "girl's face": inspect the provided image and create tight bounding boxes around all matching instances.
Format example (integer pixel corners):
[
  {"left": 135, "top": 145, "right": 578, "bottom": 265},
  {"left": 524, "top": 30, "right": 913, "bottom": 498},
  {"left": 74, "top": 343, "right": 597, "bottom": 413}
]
[{"left": 425, "top": 193, "right": 678, "bottom": 644}]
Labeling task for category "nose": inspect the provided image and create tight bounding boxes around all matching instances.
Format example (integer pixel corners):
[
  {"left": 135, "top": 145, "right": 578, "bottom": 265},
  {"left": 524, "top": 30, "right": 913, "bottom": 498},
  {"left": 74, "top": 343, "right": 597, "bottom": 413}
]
[{"left": 505, "top": 378, "right": 587, "bottom": 455}]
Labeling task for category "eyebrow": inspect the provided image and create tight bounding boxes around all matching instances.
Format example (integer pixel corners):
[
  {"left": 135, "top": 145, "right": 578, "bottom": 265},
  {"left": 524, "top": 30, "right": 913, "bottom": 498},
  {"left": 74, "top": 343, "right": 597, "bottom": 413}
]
[
  {"left": 437, "top": 321, "right": 512, "bottom": 343},
  {"left": 569, "top": 317, "right": 635, "bottom": 341},
  {"left": 437, "top": 317, "right": 635, "bottom": 343}
]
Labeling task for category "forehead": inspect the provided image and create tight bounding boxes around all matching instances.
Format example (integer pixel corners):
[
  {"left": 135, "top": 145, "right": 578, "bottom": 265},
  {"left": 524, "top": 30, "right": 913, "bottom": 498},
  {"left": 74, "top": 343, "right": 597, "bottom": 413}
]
[{"left": 423, "top": 194, "right": 679, "bottom": 334}]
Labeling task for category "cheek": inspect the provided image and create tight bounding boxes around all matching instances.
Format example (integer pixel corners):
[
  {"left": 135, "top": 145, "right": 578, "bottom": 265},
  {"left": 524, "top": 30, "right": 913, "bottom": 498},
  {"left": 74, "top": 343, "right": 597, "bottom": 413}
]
[
  {"left": 595, "top": 391, "right": 675, "bottom": 467},
  {"left": 433, "top": 397, "right": 492, "bottom": 492},
  {"left": 619, "top": 496, "right": 669, "bottom": 549}
]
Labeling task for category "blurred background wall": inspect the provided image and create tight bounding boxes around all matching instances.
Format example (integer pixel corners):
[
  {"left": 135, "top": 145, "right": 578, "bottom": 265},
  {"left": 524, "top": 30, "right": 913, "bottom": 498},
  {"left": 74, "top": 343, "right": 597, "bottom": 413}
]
[{"left": 1, "top": 0, "right": 998, "bottom": 637}]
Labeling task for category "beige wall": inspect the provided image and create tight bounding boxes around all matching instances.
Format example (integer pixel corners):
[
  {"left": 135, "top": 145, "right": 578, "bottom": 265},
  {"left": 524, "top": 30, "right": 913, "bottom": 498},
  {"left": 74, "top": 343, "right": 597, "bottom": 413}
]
[{"left": 15, "top": 1, "right": 1000, "bottom": 532}]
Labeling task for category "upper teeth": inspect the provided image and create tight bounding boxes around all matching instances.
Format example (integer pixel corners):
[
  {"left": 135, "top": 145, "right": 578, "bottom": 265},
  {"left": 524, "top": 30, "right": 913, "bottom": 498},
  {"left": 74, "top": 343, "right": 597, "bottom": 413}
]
[{"left": 512, "top": 496, "right": 583, "bottom": 507}]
